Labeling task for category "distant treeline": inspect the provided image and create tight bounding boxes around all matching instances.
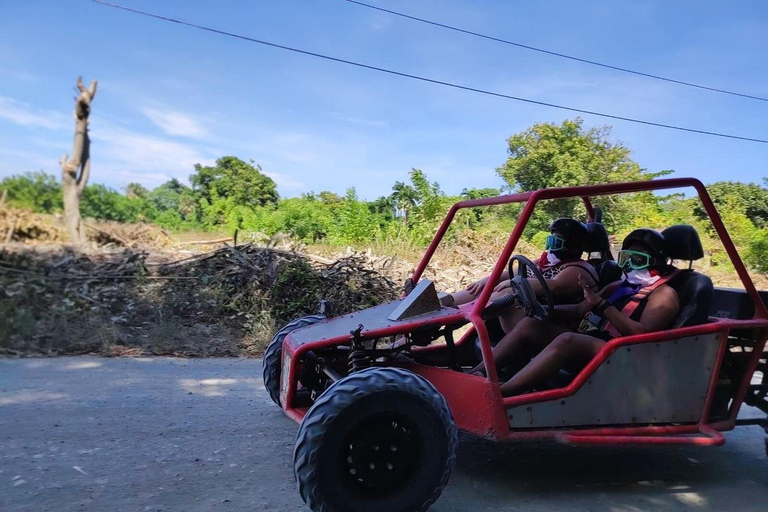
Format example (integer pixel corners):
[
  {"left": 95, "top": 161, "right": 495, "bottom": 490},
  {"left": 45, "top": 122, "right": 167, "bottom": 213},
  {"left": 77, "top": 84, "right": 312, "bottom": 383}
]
[{"left": 3, "top": 119, "right": 768, "bottom": 271}]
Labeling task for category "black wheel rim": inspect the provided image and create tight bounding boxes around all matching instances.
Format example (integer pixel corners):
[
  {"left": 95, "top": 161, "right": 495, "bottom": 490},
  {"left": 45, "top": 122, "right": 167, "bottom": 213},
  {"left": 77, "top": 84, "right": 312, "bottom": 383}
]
[{"left": 339, "top": 412, "right": 421, "bottom": 497}]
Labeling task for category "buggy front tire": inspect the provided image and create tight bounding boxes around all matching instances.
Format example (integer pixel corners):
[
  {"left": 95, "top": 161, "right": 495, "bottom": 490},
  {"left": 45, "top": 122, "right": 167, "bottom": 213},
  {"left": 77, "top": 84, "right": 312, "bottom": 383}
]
[
  {"left": 262, "top": 314, "right": 325, "bottom": 406},
  {"left": 293, "top": 367, "right": 457, "bottom": 512}
]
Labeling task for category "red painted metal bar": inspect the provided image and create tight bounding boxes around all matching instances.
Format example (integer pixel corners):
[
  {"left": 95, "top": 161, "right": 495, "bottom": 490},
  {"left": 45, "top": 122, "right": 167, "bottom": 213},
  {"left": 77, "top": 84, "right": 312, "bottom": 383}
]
[
  {"left": 501, "top": 423, "right": 700, "bottom": 442},
  {"left": 472, "top": 192, "right": 542, "bottom": 317},
  {"left": 411, "top": 191, "right": 532, "bottom": 283},
  {"left": 691, "top": 181, "right": 768, "bottom": 319},
  {"left": 468, "top": 194, "right": 542, "bottom": 384},
  {"left": 412, "top": 204, "right": 460, "bottom": 284},
  {"left": 468, "top": 313, "right": 500, "bottom": 385},
  {"left": 558, "top": 425, "right": 724, "bottom": 446},
  {"left": 451, "top": 191, "right": 533, "bottom": 209},
  {"left": 533, "top": 177, "right": 702, "bottom": 200}
]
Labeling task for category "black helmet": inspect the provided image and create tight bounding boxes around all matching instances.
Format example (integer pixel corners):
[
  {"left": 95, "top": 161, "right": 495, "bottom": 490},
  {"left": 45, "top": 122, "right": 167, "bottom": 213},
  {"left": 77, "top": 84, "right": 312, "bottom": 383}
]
[
  {"left": 622, "top": 228, "right": 667, "bottom": 264},
  {"left": 549, "top": 218, "right": 588, "bottom": 251}
]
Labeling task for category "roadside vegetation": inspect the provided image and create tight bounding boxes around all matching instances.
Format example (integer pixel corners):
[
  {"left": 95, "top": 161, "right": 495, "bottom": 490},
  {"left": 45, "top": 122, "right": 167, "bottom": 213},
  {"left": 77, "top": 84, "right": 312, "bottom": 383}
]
[
  {"left": 2, "top": 118, "right": 768, "bottom": 356},
  {"left": 4, "top": 119, "right": 768, "bottom": 274}
]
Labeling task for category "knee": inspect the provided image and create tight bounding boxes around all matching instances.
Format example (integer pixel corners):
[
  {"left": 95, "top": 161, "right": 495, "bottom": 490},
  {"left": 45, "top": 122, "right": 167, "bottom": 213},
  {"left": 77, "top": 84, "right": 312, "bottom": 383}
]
[{"left": 550, "top": 333, "right": 578, "bottom": 355}]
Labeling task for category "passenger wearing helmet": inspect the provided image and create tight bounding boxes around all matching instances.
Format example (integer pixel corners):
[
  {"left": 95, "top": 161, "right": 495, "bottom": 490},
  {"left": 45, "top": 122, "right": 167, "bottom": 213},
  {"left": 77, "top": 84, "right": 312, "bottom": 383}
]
[
  {"left": 469, "top": 228, "right": 680, "bottom": 396},
  {"left": 445, "top": 219, "right": 598, "bottom": 334}
]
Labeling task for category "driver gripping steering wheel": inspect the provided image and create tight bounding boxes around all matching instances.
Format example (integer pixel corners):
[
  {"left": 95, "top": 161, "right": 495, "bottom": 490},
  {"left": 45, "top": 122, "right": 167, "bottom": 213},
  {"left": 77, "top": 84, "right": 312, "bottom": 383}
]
[{"left": 444, "top": 218, "right": 599, "bottom": 332}]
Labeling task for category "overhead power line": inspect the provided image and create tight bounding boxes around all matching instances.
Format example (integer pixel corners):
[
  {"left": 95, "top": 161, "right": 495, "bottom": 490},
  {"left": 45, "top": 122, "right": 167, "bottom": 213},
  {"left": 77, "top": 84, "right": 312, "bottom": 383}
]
[
  {"left": 345, "top": 0, "right": 768, "bottom": 103},
  {"left": 92, "top": 0, "right": 768, "bottom": 144}
]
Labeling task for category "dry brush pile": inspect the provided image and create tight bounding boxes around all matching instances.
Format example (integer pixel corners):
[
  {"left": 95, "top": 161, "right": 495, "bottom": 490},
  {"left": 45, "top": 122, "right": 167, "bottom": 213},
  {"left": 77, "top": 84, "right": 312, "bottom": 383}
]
[{"left": 0, "top": 244, "right": 399, "bottom": 357}]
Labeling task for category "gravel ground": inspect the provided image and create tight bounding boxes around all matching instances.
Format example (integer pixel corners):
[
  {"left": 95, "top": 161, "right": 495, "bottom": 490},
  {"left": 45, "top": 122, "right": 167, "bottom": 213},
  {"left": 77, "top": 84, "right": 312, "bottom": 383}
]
[{"left": 1, "top": 357, "right": 767, "bottom": 512}]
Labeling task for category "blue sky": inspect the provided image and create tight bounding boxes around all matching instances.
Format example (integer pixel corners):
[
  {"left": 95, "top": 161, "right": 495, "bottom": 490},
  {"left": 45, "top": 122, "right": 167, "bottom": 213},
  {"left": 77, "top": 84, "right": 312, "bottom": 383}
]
[{"left": 1, "top": 0, "right": 766, "bottom": 199}]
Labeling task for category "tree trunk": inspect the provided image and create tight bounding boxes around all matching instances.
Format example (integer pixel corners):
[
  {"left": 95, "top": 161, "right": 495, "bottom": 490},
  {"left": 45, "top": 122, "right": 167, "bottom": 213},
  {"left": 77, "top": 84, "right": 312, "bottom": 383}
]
[{"left": 61, "top": 76, "right": 97, "bottom": 245}]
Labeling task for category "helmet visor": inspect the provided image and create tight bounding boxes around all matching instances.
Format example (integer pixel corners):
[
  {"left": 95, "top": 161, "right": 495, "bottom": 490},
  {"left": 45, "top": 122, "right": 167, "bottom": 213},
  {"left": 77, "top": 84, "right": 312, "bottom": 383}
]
[
  {"left": 617, "top": 249, "right": 652, "bottom": 270},
  {"left": 545, "top": 235, "right": 567, "bottom": 252}
]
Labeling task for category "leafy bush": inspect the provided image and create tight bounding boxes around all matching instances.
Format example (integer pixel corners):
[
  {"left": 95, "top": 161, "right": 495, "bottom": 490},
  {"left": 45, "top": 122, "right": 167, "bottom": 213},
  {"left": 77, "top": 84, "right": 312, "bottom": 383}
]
[{"left": 1, "top": 171, "right": 62, "bottom": 212}]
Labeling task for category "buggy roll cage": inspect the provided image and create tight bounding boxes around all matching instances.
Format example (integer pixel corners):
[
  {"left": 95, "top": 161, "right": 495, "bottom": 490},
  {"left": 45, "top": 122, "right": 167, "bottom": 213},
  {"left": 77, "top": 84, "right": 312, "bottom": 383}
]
[
  {"left": 412, "top": 177, "right": 767, "bottom": 321},
  {"left": 409, "top": 178, "right": 768, "bottom": 427},
  {"left": 282, "top": 177, "right": 768, "bottom": 446}
]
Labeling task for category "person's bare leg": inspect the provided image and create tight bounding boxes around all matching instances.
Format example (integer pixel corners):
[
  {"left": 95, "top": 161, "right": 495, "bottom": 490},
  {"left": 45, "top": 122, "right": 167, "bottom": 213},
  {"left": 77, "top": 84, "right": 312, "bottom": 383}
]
[
  {"left": 498, "top": 306, "right": 526, "bottom": 334},
  {"left": 448, "top": 289, "right": 477, "bottom": 306},
  {"left": 469, "top": 318, "right": 568, "bottom": 376},
  {"left": 500, "top": 333, "right": 606, "bottom": 396},
  {"left": 447, "top": 284, "right": 513, "bottom": 307}
]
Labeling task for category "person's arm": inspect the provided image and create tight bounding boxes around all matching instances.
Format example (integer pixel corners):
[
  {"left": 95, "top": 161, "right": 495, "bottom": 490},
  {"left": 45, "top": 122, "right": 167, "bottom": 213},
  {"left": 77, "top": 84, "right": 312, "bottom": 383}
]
[
  {"left": 528, "top": 265, "right": 596, "bottom": 299},
  {"left": 553, "top": 277, "right": 618, "bottom": 322},
  {"left": 478, "top": 269, "right": 511, "bottom": 294},
  {"left": 585, "top": 285, "right": 679, "bottom": 336},
  {"left": 552, "top": 301, "right": 591, "bottom": 322}
]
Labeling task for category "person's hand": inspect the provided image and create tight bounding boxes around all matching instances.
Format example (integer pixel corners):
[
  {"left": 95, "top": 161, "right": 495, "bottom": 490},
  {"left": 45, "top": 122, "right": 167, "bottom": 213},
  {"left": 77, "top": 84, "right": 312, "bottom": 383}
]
[
  {"left": 493, "top": 280, "right": 512, "bottom": 293},
  {"left": 579, "top": 273, "right": 602, "bottom": 306},
  {"left": 466, "top": 276, "right": 489, "bottom": 296}
]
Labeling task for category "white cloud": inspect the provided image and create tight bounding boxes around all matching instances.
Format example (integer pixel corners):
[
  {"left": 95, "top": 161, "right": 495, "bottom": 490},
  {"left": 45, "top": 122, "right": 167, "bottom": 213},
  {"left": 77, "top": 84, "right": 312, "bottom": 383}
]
[
  {"left": 0, "top": 96, "right": 66, "bottom": 130},
  {"left": 142, "top": 107, "right": 208, "bottom": 138},
  {"left": 264, "top": 171, "right": 306, "bottom": 190},
  {"left": 90, "top": 122, "right": 214, "bottom": 185},
  {"left": 332, "top": 113, "right": 387, "bottom": 128},
  {"left": 0, "top": 67, "right": 37, "bottom": 81}
]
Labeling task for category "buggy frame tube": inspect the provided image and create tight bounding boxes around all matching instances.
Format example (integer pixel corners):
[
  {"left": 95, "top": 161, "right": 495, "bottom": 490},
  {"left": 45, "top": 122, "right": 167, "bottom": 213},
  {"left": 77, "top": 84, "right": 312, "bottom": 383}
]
[{"left": 412, "top": 177, "right": 766, "bottom": 318}]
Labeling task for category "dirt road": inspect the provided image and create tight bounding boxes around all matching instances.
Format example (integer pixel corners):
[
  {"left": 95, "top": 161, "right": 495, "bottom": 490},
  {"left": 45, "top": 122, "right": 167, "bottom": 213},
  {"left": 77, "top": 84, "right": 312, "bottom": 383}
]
[{"left": 2, "top": 357, "right": 767, "bottom": 511}]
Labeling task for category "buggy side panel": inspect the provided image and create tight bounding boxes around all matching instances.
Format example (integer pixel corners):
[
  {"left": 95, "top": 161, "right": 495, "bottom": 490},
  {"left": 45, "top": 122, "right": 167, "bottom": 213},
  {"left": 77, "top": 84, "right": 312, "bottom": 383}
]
[
  {"left": 403, "top": 362, "right": 509, "bottom": 439},
  {"left": 507, "top": 333, "right": 721, "bottom": 429}
]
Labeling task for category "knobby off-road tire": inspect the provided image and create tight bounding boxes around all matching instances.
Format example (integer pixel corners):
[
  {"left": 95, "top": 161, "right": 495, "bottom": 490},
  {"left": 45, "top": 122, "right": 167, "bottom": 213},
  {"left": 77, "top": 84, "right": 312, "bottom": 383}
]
[
  {"left": 262, "top": 314, "right": 325, "bottom": 406},
  {"left": 293, "top": 367, "right": 457, "bottom": 512}
]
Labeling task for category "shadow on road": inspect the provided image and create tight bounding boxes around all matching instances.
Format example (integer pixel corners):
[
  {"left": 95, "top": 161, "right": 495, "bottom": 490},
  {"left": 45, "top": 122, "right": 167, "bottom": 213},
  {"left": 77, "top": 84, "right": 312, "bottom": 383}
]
[{"left": 440, "top": 431, "right": 768, "bottom": 511}]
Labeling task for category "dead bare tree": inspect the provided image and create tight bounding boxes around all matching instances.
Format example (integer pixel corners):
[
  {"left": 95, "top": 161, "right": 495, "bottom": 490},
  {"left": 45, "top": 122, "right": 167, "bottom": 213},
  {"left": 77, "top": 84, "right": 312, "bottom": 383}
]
[{"left": 60, "top": 76, "right": 97, "bottom": 244}]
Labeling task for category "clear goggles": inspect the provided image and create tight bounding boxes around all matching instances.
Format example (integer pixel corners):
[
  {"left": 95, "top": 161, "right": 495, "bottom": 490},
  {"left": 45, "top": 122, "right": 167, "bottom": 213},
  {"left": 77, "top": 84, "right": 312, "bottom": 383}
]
[
  {"left": 617, "top": 249, "right": 652, "bottom": 270},
  {"left": 545, "top": 235, "right": 567, "bottom": 252}
]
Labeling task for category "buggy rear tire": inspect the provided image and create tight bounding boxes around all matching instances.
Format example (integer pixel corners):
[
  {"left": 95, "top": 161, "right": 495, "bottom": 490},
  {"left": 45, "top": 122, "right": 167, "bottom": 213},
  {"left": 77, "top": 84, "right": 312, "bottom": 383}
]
[
  {"left": 262, "top": 314, "right": 325, "bottom": 406},
  {"left": 293, "top": 367, "right": 457, "bottom": 512}
]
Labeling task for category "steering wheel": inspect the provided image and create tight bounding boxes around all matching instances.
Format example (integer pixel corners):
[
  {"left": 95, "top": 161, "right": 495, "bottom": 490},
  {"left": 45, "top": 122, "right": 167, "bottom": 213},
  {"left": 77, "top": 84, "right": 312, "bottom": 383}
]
[{"left": 507, "top": 255, "right": 554, "bottom": 322}]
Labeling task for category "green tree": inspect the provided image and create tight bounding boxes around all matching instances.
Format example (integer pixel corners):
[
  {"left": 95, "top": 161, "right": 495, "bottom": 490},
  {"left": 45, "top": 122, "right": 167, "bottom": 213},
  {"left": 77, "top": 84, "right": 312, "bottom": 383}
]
[
  {"left": 496, "top": 118, "right": 669, "bottom": 232},
  {"left": 461, "top": 187, "right": 500, "bottom": 222},
  {"left": 318, "top": 191, "right": 343, "bottom": 204},
  {"left": 190, "top": 156, "right": 278, "bottom": 209},
  {"left": 276, "top": 197, "right": 334, "bottom": 241},
  {"left": 696, "top": 181, "right": 768, "bottom": 228},
  {"left": 0, "top": 171, "right": 62, "bottom": 212},
  {"left": 409, "top": 168, "right": 445, "bottom": 223},
  {"left": 390, "top": 180, "right": 420, "bottom": 223},
  {"left": 368, "top": 195, "right": 396, "bottom": 224},
  {"left": 328, "top": 188, "right": 381, "bottom": 244},
  {"left": 80, "top": 184, "right": 143, "bottom": 222},
  {"left": 124, "top": 182, "right": 150, "bottom": 200}
]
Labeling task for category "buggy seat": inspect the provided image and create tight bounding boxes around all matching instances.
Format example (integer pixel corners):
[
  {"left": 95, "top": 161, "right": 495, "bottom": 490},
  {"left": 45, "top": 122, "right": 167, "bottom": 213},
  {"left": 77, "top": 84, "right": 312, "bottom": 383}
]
[
  {"left": 585, "top": 222, "right": 623, "bottom": 289},
  {"left": 661, "top": 225, "right": 713, "bottom": 328}
]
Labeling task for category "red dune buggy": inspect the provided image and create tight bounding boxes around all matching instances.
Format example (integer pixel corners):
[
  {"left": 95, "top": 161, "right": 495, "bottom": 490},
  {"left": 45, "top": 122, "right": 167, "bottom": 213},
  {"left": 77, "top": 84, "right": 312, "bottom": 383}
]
[{"left": 262, "top": 178, "right": 768, "bottom": 512}]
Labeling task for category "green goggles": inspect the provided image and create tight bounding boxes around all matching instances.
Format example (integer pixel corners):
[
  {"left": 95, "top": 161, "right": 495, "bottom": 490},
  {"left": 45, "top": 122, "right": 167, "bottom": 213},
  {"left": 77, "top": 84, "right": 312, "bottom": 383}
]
[
  {"left": 617, "top": 249, "right": 652, "bottom": 270},
  {"left": 545, "top": 235, "right": 567, "bottom": 252}
]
